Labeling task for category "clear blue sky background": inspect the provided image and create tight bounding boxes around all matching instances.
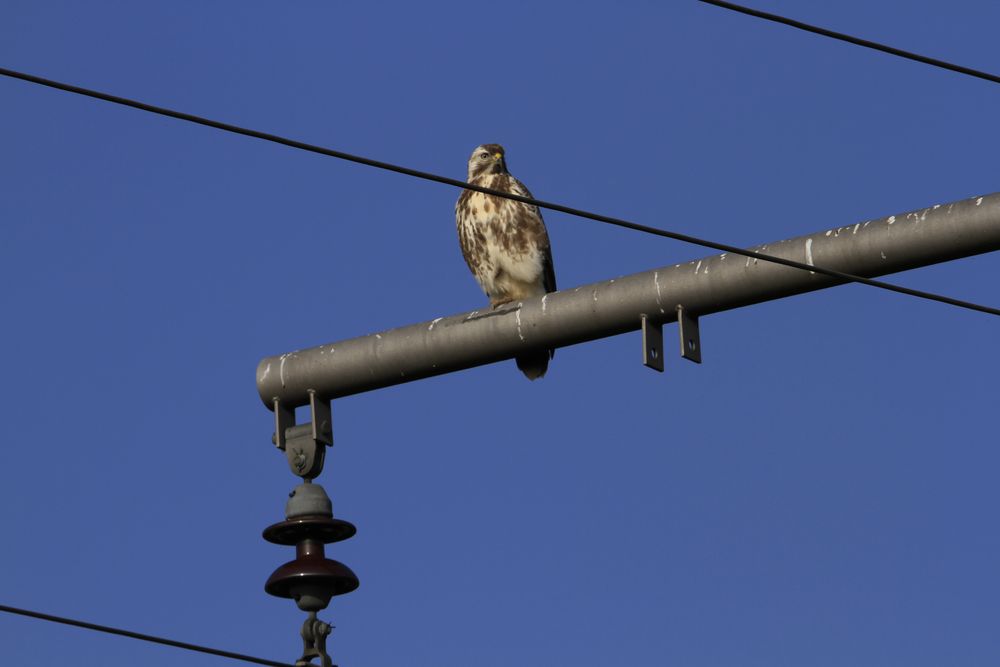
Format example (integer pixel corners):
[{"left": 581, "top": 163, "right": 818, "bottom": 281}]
[{"left": 2, "top": 1, "right": 999, "bottom": 665}]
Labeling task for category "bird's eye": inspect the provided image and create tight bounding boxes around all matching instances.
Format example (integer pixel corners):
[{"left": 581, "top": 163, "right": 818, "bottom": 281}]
[{"left": 479, "top": 152, "right": 490, "bottom": 159}]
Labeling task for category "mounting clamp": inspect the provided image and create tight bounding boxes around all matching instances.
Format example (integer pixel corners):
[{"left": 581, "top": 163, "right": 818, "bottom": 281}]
[
  {"left": 641, "top": 306, "right": 702, "bottom": 372},
  {"left": 297, "top": 612, "right": 333, "bottom": 667},
  {"left": 273, "top": 391, "right": 333, "bottom": 479}
]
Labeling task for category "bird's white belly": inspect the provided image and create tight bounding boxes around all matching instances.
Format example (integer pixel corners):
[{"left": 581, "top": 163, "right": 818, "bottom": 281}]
[
  {"left": 492, "top": 241, "right": 541, "bottom": 282},
  {"left": 483, "top": 236, "right": 543, "bottom": 299}
]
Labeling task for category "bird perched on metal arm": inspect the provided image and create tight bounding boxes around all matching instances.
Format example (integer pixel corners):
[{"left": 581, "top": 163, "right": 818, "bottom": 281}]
[{"left": 455, "top": 144, "right": 557, "bottom": 380}]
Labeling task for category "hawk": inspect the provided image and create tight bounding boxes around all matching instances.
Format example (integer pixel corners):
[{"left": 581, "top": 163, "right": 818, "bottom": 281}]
[{"left": 456, "top": 144, "right": 557, "bottom": 380}]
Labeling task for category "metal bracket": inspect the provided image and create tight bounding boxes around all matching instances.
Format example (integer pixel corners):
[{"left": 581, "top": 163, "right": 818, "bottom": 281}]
[
  {"left": 641, "top": 314, "right": 664, "bottom": 372},
  {"left": 274, "top": 399, "right": 295, "bottom": 450},
  {"left": 677, "top": 305, "right": 702, "bottom": 364},
  {"left": 296, "top": 611, "right": 334, "bottom": 667},
  {"left": 272, "top": 392, "right": 333, "bottom": 480}
]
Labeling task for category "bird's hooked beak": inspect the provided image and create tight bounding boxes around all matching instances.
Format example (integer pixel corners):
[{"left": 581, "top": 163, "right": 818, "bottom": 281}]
[{"left": 493, "top": 153, "right": 503, "bottom": 161}]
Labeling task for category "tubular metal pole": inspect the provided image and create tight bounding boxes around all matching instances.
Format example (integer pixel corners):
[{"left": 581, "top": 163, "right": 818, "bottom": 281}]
[{"left": 258, "top": 193, "right": 1000, "bottom": 407}]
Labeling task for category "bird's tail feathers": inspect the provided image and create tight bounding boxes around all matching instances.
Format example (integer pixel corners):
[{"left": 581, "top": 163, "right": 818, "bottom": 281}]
[{"left": 516, "top": 348, "right": 554, "bottom": 381}]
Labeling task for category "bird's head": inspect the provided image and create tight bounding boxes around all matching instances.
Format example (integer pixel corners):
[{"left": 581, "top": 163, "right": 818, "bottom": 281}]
[{"left": 467, "top": 143, "right": 508, "bottom": 181}]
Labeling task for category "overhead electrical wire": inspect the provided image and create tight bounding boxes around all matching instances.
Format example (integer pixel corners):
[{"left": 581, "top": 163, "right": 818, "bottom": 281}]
[
  {"left": 0, "top": 603, "right": 297, "bottom": 667},
  {"left": 0, "top": 65, "right": 997, "bottom": 317},
  {"left": 697, "top": 0, "right": 1000, "bottom": 86}
]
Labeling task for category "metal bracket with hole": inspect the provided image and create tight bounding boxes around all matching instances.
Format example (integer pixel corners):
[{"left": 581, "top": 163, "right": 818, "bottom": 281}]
[
  {"left": 677, "top": 305, "right": 702, "bottom": 364},
  {"left": 272, "top": 391, "right": 333, "bottom": 480},
  {"left": 641, "top": 314, "right": 664, "bottom": 372}
]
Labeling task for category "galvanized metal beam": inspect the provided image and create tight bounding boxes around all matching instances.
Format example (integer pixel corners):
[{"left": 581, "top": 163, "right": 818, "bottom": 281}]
[{"left": 257, "top": 193, "right": 1000, "bottom": 408}]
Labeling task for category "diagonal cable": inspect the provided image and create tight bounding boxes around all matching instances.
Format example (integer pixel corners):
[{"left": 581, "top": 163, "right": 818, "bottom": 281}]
[
  {"left": 0, "top": 603, "right": 296, "bottom": 667},
  {"left": 697, "top": 0, "right": 1000, "bottom": 86},
  {"left": 1, "top": 65, "right": 998, "bottom": 316}
]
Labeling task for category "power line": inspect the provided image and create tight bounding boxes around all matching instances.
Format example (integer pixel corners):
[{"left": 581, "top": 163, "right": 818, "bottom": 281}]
[
  {"left": 0, "top": 603, "right": 296, "bottom": 667},
  {"left": 697, "top": 0, "right": 1000, "bottom": 86},
  {"left": 1, "top": 65, "right": 998, "bottom": 317}
]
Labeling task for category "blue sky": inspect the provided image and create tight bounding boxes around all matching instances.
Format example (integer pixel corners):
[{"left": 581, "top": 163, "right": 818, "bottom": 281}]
[{"left": 2, "top": 1, "right": 999, "bottom": 666}]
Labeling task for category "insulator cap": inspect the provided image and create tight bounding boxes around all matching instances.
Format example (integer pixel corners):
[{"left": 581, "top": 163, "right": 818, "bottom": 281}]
[{"left": 286, "top": 483, "right": 333, "bottom": 518}]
